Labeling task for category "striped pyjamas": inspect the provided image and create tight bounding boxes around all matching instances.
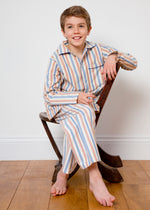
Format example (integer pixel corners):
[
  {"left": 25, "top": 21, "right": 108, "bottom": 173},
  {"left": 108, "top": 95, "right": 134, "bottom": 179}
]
[
  {"left": 54, "top": 103, "right": 101, "bottom": 174},
  {"left": 44, "top": 40, "right": 137, "bottom": 174}
]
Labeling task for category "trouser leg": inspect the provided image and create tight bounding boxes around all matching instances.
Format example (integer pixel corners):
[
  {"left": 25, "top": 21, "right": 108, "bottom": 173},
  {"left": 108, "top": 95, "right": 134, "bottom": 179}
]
[
  {"left": 55, "top": 104, "right": 101, "bottom": 174},
  {"left": 62, "top": 133, "right": 77, "bottom": 173}
]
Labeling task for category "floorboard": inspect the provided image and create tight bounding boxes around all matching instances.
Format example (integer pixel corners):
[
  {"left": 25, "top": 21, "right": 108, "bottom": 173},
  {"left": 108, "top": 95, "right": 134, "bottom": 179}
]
[
  {"left": 0, "top": 160, "right": 150, "bottom": 210},
  {"left": 123, "top": 184, "right": 150, "bottom": 210},
  {"left": 119, "top": 160, "right": 150, "bottom": 185},
  {"left": 0, "top": 161, "right": 29, "bottom": 210},
  {"left": 8, "top": 160, "right": 55, "bottom": 210}
]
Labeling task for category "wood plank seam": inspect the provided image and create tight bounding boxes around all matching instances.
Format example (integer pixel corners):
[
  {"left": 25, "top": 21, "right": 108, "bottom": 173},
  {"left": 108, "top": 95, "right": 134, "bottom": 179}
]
[
  {"left": 139, "top": 161, "right": 150, "bottom": 181},
  {"left": 122, "top": 188, "right": 130, "bottom": 210},
  {"left": 7, "top": 161, "right": 30, "bottom": 210}
]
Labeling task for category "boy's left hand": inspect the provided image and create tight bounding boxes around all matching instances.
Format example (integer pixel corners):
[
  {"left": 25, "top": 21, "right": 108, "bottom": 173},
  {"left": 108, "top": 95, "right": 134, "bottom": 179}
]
[{"left": 102, "top": 54, "right": 118, "bottom": 80}]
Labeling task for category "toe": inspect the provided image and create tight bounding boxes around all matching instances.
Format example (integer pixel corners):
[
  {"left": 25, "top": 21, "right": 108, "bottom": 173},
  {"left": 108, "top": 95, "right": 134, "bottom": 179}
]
[
  {"left": 51, "top": 189, "right": 57, "bottom": 197},
  {"left": 102, "top": 199, "right": 107, "bottom": 207},
  {"left": 50, "top": 186, "right": 56, "bottom": 196},
  {"left": 62, "top": 188, "right": 66, "bottom": 195},
  {"left": 106, "top": 200, "right": 112, "bottom": 207},
  {"left": 111, "top": 195, "right": 116, "bottom": 202},
  {"left": 110, "top": 202, "right": 113, "bottom": 207},
  {"left": 58, "top": 191, "right": 62, "bottom": 195},
  {"left": 99, "top": 199, "right": 103, "bottom": 205},
  {"left": 56, "top": 188, "right": 60, "bottom": 195},
  {"left": 106, "top": 197, "right": 114, "bottom": 207}
]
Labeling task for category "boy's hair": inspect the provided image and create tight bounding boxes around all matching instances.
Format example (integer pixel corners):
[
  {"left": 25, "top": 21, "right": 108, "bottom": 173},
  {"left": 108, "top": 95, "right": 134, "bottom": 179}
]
[{"left": 60, "top": 6, "right": 91, "bottom": 32}]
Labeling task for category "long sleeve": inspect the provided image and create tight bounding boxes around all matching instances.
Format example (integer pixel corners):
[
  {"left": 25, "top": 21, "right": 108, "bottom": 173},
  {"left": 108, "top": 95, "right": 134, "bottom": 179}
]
[
  {"left": 100, "top": 43, "right": 137, "bottom": 70},
  {"left": 117, "top": 52, "right": 137, "bottom": 70},
  {"left": 44, "top": 58, "right": 79, "bottom": 106}
]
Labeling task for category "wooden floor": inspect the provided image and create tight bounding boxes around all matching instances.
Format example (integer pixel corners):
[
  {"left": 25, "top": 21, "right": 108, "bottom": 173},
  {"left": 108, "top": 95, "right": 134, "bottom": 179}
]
[{"left": 0, "top": 160, "right": 150, "bottom": 210}]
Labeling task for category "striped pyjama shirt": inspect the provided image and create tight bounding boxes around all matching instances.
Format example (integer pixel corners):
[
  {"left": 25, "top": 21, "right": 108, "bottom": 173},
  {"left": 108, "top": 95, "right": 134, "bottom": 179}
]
[{"left": 44, "top": 40, "right": 137, "bottom": 174}]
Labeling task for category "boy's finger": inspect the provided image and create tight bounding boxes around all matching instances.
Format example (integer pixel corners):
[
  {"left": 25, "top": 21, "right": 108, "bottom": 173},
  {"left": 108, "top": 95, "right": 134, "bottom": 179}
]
[
  {"left": 102, "top": 69, "right": 107, "bottom": 80},
  {"left": 84, "top": 98, "right": 91, "bottom": 104},
  {"left": 107, "top": 71, "right": 111, "bottom": 80},
  {"left": 86, "top": 93, "right": 96, "bottom": 98},
  {"left": 110, "top": 68, "right": 117, "bottom": 80},
  {"left": 90, "top": 95, "right": 96, "bottom": 98}
]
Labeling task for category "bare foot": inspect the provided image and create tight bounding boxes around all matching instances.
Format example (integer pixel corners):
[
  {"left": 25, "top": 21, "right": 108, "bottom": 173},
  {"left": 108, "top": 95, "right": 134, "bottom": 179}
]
[
  {"left": 88, "top": 163, "right": 115, "bottom": 207},
  {"left": 50, "top": 168, "right": 68, "bottom": 196}
]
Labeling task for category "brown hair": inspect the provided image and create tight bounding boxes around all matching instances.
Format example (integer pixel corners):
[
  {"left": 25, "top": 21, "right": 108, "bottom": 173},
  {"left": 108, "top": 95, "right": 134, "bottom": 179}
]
[{"left": 60, "top": 6, "right": 91, "bottom": 32}]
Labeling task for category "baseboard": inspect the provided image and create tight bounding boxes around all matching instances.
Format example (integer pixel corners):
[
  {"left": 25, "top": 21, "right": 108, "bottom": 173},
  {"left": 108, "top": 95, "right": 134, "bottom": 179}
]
[{"left": 0, "top": 137, "right": 150, "bottom": 160}]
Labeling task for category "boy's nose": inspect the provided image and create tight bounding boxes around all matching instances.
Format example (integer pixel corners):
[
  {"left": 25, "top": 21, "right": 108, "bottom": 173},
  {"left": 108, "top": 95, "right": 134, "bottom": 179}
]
[{"left": 74, "top": 26, "right": 79, "bottom": 33}]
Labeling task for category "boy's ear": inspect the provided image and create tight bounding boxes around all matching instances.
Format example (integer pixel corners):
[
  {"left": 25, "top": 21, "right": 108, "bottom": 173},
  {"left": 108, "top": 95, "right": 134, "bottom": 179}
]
[
  {"left": 87, "top": 26, "right": 92, "bottom": 35},
  {"left": 61, "top": 28, "right": 66, "bottom": 38}
]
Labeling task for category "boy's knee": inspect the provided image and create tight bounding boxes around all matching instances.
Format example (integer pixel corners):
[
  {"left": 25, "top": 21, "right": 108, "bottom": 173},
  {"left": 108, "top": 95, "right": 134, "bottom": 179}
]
[
  {"left": 78, "top": 104, "right": 95, "bottom": 121},
  {"left": 62, "top": 104, "right": 95, "bottom": 122}
]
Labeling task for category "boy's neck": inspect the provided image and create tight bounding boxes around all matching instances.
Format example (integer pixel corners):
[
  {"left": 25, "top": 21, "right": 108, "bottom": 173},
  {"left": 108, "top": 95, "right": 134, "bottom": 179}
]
[{"left": 67, "top": 43, "right": 86, "bottom": 60}]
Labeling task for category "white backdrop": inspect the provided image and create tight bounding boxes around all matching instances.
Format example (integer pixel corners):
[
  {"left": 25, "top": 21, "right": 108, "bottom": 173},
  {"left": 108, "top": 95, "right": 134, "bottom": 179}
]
[{"left": 0, "top": 0, "right": 150, "bottom": 160}]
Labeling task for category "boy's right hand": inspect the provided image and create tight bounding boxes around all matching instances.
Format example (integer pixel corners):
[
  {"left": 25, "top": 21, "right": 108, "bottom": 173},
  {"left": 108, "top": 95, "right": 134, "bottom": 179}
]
[{"left": 77, "top": 93, "right": 96, "bottom": 105}]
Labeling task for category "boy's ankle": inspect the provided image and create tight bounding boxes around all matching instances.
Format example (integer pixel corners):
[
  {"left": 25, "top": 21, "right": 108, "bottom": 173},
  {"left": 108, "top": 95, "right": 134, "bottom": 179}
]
[{"left": 88, "top": 163, "right": 102, "bottom": 179}]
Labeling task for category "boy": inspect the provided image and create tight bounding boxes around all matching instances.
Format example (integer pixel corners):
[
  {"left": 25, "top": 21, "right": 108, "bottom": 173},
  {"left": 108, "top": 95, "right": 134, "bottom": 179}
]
[{"left": 44, "top": 6, "right": 137, "bottom": 207}]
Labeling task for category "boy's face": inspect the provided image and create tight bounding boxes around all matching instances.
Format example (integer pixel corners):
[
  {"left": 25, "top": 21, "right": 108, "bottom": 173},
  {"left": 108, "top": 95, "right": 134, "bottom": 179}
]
[{"left": 61, "top": 16, "right": 91, "bottom": 51}]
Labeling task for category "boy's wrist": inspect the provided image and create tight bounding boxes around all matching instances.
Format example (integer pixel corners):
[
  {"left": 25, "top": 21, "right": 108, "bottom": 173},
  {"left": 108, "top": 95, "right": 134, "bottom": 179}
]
[{"left": 108, "top": 53, "right": 118, "bottom": 63}]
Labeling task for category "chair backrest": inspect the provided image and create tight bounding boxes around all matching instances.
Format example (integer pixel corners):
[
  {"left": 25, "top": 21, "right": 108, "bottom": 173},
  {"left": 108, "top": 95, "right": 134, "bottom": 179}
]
[
  {"left": 95, "top": 62, "right": 120, "bottom": 124},
  {"left": 40, "top": 63, "right": 120, "bottom": 124}
]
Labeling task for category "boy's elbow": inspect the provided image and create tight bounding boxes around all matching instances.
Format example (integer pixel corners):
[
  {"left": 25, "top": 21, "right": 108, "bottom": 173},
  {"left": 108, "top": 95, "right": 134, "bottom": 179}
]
[
  {"left": 132, "top": 59, "right": 138, "bottom": 70},
  {"left": 44, "top": 92, "right": 51, "bottom": 104},
  {"left": 127, "top": 58, "right": 138, "bottom": 71}
]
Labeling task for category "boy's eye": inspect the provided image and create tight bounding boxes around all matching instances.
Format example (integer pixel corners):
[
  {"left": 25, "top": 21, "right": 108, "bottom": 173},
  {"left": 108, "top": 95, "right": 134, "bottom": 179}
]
[
  {"left": 79, "top": 25, "right": 84, "bottom": 28},
  {"left": 68, "top": 26, "right": 72, "bottom": 29}
]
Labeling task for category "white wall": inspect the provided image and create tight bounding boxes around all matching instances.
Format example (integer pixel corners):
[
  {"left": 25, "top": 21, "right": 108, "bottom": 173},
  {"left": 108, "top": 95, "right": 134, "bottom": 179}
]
[{"left": 0, "top": 0, "right": 150, "bottom": 160}]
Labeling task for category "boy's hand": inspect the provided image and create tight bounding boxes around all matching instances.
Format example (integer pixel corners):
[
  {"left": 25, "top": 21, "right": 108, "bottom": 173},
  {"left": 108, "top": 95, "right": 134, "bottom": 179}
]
[
  {"left": 102, "top": 54, "right": 118, "bottom": 80},
  {"left": 77, "top": 93, "right": 96, "bottom": 105}
]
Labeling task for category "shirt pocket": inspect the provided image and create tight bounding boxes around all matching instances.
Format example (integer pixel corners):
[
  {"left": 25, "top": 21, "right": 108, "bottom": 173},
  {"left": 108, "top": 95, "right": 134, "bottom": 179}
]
[
  {"left": 87, "top": 61, "right": 106, "bottom": 93},
  {"left": 88, "top": 63, "right": 103, "bottom": 81},
  {"left": 88, "top": 59, "right": 103, "bottom": 70}
]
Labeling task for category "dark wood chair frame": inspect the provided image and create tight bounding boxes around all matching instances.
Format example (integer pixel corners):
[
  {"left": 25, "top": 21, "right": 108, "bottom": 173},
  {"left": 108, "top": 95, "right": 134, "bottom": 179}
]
[{"left": 39, "top": 63, "right": 123, "bottom": 183}]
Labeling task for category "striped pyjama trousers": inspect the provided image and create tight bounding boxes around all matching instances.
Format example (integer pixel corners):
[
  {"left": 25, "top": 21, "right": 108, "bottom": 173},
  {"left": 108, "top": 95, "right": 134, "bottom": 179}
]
[{"left": 55, "top": 103, "right": 101, "bottom": 174}]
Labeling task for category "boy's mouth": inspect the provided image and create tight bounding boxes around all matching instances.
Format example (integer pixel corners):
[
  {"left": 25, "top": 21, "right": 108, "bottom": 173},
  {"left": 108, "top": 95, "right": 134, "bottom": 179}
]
[{"left": 72, "top": 36, "right": 82, "bottom": 40}]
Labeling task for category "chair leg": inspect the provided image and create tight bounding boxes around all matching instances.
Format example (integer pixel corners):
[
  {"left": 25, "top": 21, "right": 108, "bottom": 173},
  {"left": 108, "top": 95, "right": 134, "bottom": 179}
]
[
  {"left": 68, "top": 164, "right": 80, "bottom": 180},
  {"left": 41, "top": 119, "right": 62, "bottom": 161},
  {"left": 52, "top": 160, "right": 62, "bottom": 183},
  {"left": 40, "top": 119, "right": 64, "bottom": 183},
  {"left": 97, "top": 161, "right": 124, "bottom": 183},
  {"left": 97, "top": 144, "right": 123, "bottom": 168}
]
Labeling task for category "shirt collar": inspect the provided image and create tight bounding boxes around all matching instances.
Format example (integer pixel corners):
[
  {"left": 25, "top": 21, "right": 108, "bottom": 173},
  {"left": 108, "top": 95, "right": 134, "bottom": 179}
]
[{"left": 58, "top": 40, "right": 96, "bottom": 55}]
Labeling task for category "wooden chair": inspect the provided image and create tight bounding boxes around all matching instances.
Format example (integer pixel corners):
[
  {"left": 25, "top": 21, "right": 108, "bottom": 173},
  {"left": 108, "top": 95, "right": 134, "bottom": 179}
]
[{"left": 39, "top": 63, "right": 123, "bottom": 183}]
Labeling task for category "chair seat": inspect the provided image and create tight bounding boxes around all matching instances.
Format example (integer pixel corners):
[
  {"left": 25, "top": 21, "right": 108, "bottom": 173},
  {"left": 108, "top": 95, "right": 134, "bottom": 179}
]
[{"left": 39, "top": 112, "right": 57, "bottom": 123}]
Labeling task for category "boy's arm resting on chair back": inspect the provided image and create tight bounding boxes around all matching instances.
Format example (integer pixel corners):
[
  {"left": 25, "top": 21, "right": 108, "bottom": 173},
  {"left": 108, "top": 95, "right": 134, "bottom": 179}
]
[{"left": 44, "top": 42, "right": 137, "bottom": 121}]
